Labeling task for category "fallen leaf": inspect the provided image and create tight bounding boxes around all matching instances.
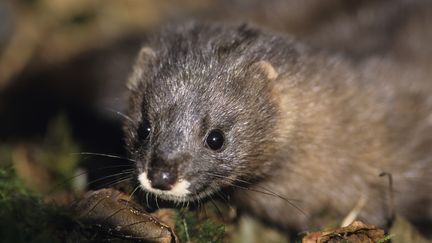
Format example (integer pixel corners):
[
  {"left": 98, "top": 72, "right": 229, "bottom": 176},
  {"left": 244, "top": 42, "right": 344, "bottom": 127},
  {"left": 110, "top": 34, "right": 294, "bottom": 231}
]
[
  {"left": 302, "top": 221, "right": 385, "bottom": 243},
  {"left": 74, "top": 188, "right": 177, "bottom": 243}
]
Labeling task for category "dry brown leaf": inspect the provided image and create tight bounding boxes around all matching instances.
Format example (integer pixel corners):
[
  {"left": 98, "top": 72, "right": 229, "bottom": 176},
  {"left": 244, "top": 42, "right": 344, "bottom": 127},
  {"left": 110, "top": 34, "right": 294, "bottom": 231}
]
[
  {"left": 74, "top": 188, "right": 177, "bottom": 243},
  {"left": 302, "top": 221, "right": 385, "bottom": 243}
]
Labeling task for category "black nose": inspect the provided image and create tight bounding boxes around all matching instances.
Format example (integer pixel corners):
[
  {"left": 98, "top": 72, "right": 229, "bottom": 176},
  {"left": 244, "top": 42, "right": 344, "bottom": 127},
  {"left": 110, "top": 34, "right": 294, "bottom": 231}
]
[{"left": 147, "top": 168, "right": 178, "bottom": 190}]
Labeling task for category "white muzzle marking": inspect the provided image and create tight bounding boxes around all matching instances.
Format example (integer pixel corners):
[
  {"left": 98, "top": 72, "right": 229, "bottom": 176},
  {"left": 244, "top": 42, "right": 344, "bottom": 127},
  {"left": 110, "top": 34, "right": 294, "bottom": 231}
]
[{"left": 138, "top": 172, "right": 191, "bottom": 198}]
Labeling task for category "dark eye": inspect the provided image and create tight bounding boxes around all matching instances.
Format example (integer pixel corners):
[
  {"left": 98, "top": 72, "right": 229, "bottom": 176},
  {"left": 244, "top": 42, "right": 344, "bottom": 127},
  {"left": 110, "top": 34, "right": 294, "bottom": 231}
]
[
  {"left": 137, "top": 119, "right": 151, "bottom": 141},
  {"left": 206, "top": 129, "right": 225, "bottom": 150}
]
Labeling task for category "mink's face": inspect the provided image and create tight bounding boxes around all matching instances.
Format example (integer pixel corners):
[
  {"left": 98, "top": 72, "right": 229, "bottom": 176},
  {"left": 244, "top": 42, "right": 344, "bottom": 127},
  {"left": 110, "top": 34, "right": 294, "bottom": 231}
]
[{"left": 124, "top": 31, "right": 281, "bottom": 202}]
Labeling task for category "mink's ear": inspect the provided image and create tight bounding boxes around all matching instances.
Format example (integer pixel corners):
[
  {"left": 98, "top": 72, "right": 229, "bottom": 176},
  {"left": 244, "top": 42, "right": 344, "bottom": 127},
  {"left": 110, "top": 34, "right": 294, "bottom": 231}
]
[
  {"left": 127, "top": 47, "right": 156, "bottom": 90},
  {"left": 249, "top": 60, "right": 279, "bottom": 81}
]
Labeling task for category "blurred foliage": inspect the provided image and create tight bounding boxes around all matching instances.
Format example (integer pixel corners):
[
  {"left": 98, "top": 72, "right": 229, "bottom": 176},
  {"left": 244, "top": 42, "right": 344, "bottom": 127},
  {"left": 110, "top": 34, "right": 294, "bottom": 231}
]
[
  {"left": 0, "top": 160, "right": 29, "bottom": 200},
  {"left": 230, "top": 214, "right": 290, "bottom": 243},
  {"left": 0, "top": 0, "right": 213, "bottom": 88},
  {"left": 0, "top": 148, "right": 85, "bottom": 243},
  {"left": 11, "top": 114, "right": 81, "bottom": 193},
  {"left": 0, "top": 115, "right": 88, "bottom": 242},
  {"left": 390, "top": 216, "right": 430, "bottom": 243},
  {"left": 36, "top": 115, "right": 81, "bottom": 190}
]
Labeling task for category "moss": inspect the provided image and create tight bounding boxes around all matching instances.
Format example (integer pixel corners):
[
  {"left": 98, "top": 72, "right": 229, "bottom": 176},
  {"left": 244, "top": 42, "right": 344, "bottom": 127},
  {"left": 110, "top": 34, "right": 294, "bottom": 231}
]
[
  {"left": 376, "top": 234, "right": 393, "bottom": 243},
  {"left": 175, "top": 209, "right": 225, "bottom": 243},
  {"left": 0, "top": 164, "right": 30, "bottom": 199},
  {"left": 0, "top": 196, "right": 83, "bottom": 243},
  {"left": 0, "top": 115, "right": 88, "bottom": 242},
  {"left": 0, "top": 156, "right": 85, "bottom": 242}
]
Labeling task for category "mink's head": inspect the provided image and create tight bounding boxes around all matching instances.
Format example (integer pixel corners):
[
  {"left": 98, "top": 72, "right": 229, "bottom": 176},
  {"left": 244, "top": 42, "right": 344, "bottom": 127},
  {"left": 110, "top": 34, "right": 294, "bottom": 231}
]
[{"left": 123, "top": 23, "right": 294, "bottom": 202}]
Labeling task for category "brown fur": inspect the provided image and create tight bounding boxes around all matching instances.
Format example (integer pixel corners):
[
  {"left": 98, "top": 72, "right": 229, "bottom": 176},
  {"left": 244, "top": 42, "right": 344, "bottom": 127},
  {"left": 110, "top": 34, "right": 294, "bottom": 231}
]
[
  {"left": 124, "top": 22, "right": 432, "bottom": 235},
  {"left": 236, "top": 57, "right": 432, "bottom": 232}
]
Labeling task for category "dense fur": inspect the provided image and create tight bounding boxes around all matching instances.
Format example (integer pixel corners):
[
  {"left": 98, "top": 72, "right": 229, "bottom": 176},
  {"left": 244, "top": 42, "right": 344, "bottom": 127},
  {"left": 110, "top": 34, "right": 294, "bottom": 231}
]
[{"left": 124, "top": 22, "right": 432, "bottom": 234}]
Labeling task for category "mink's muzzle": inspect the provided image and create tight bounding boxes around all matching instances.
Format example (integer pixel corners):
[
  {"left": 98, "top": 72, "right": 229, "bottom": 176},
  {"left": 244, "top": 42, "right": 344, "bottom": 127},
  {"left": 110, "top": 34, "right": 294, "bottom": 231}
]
[{"left": 147, "top": 156, "right": 179, "bottom": 191}]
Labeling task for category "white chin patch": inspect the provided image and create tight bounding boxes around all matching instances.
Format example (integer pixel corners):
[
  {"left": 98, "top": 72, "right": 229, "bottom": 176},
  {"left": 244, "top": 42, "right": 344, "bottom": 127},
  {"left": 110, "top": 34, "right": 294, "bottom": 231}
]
[{"left": 138, "top": 172, "right": 191, "bottom": 199}]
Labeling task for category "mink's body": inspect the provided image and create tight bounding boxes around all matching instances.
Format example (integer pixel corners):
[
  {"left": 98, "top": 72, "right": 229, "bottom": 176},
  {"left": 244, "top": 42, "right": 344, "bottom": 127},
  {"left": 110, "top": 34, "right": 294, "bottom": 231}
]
[{"left": 123, "top": 22, "right": 432, "bottom": 235}]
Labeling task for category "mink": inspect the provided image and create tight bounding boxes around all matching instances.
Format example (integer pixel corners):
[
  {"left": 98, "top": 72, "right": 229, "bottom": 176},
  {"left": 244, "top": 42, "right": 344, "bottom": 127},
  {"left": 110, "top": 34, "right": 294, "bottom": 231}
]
[{"left": 123, "top": 22, "right": 432, "bottom": 235}]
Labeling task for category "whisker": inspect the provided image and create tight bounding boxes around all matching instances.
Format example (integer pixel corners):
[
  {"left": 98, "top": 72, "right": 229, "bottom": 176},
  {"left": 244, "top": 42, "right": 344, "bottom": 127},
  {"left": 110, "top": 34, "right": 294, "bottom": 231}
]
[
  {"left": 209, "top": 196, "right": 224, "bottom": 220},
  {"left": 46, "top": 166, "right": 134, "bottom": 195},
  {"left": 145, "top": 192, "right": 150, "bottom": 208},
  {"left": 205, "top": 172, "right": 306, "bottom": 215},
  {"left": 233, "top": 183, "right": 305, "bottom": 215},
  {"left": 93, "top": 169, "right": 135, "bottom": 179},
  {"left": 83, "top": 167, "right": 134, "bottom": 189},
  {"left": 195, "top": 192, "right": 201, "bottom": 209},
  {"left": 211, "top": 184, "right": 230, "bottom": 206},
  {"left": 72, "top": 152, "right": 137, "bottom": 163},
  {"left": 128, "top": 185, "right": 141, "bottom": 204},
  {"left": 105, "top": 108, "right": 134, "bottom": 123},
  {"left": 155, "top": 194, "right": 160, "bottom": 209},
  {"left": 96, "top": 175, "right": 134, "bottom": 189},
  {"left": 207, "top": 172, "right": 301, "bottom": 201}
]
